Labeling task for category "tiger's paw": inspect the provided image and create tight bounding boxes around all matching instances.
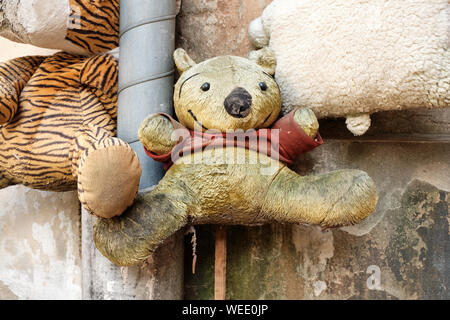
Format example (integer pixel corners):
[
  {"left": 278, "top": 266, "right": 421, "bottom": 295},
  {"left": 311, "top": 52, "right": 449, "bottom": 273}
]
[{"left": 78, "top": 138, "right": 142, "bottom": 218}]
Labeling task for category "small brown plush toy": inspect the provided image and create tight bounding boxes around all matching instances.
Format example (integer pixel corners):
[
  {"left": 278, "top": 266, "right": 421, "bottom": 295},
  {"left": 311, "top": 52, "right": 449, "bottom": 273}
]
[
  {"left": 0, "top": 0, "right": 141, "bottom": 218},
  {"left": 93, "top": 48, "right": 379, "bottom": 266}
]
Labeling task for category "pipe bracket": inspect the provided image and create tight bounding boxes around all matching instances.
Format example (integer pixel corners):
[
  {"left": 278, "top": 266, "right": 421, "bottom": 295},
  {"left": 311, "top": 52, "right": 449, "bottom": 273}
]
[
  {"left": 120, "top": 14, "right": 177, "bottom": 38},
  {"left": 118, "top": 69, "right": 175, "bottom": 95}
]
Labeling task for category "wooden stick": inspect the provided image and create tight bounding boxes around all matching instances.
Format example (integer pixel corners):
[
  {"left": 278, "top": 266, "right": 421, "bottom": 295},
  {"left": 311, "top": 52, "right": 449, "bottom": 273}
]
[{"left": 214, "top": 225, "right": 227, "bottom": 300}]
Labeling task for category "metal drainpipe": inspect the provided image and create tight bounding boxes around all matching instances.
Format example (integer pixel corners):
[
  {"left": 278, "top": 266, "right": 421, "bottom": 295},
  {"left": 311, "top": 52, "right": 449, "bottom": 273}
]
[
  {"left": 118, "top": 0, "right": 176, "bottom": 190},
  {"left": 84, "top": 1, "right": 182, "bottom": 300}
]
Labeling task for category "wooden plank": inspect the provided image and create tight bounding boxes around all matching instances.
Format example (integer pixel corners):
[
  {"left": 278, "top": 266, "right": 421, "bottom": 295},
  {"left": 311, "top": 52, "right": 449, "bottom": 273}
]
[{"left": 214, "top": 226, "right": 227, "bottom": 300}]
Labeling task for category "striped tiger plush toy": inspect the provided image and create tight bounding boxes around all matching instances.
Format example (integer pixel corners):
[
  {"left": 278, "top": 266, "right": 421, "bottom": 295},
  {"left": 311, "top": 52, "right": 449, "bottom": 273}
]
[{"left": 0, "top": 0, "right": 142, "bottom": 218}]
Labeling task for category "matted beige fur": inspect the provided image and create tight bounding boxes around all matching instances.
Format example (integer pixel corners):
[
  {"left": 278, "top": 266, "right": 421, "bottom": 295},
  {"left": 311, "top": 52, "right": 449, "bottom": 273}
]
[{"left": 249, "top": 0, "right": 449, "bottom": 135}]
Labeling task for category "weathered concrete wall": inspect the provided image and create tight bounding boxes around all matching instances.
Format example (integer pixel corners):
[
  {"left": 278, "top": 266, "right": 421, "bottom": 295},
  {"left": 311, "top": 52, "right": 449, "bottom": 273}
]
[
  {"left": 0, "top": 38, "right": 82, "bottom": 300},
  {"left": 176, "top": 0, "right": 272, "bottom": 62},
  {"left": 0, "top": 186, "right": 81, "bottom": 300},
  {"left": 178, "top": 0, "right": 449, "bottom": 300}
]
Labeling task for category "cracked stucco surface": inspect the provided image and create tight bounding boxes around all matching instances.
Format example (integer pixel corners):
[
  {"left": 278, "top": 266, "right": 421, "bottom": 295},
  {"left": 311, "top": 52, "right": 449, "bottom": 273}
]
[{"left": 0, "top": 186, "right": 81, "bottom": 300}]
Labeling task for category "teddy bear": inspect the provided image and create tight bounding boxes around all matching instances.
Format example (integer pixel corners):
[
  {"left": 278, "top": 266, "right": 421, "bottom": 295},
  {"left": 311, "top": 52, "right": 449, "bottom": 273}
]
[
  {"left": 248, "top": 0, "right": 449, "bottom": 135},
  {"left": 93, "top": 48, "right": 379, "bottom": 266},
  {"left": 0, "top": 0, "right": 141, "bottom": 219}
]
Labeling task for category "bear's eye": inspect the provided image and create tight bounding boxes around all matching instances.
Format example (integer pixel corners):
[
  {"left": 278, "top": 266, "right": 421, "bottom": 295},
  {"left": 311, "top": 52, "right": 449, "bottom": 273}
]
[
  {"left": 201, "top": 82, "right": 210, "bottom": 91},
  {"left": 259, "top": 82, "right": 267, "bottom": 91}
]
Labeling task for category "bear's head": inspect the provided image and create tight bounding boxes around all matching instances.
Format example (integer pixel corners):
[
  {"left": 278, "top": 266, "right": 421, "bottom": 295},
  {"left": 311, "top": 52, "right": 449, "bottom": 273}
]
[
  {"left": 0, "top": 0, "right": 119, "bottom": 55},
  {"left": 173, "top": 48, "right": 282, "bottom": 132}
]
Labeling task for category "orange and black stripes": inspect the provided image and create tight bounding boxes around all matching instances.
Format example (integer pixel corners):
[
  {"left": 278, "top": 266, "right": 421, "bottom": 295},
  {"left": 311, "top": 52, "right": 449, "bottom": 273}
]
[
  {"left": 0, "top": 56, "right": 46, "bottom": 124},
  {"left": 0, "top": 51, "right": 119, "bottom": 191},
  {"left": 66, "top": 0, "right": 120, "bottom": 54}
]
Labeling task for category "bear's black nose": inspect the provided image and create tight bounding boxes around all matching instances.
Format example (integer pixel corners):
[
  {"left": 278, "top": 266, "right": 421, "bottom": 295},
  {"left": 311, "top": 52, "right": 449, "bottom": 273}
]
[{"left": 224, "top": 87, "right": 252, "bottom": 118}]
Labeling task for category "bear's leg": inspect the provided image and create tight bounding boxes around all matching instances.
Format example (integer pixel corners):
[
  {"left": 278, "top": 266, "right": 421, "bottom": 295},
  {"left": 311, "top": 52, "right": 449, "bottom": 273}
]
[
  {"left": 261, "top": 167, "right": 378, "bottom": 227},
  {"left": 71, "top": 126, "right": 141, "bottom": 218},
  {"left": 93, "top": 179, "right": 193, "bottom": 266}
]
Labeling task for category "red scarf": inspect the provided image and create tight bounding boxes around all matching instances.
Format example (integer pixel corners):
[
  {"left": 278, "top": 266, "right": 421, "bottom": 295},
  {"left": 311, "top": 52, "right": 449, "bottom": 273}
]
[{"left": 144, "top": 109, "right": 323, "bottom": 170}]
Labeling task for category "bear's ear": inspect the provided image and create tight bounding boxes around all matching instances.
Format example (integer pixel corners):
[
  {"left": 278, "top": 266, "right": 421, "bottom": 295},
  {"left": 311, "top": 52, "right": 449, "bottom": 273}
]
[
  {"left": 248, "top": 47, "right": 276, "bottom": 76},
  {"left": 174, "top": 48, "right": 196, "bottom": 75}
]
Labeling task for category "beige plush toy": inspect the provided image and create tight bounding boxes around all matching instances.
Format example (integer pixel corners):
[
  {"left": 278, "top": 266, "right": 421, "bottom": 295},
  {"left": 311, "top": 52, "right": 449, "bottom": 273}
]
[
  {"left": 249, "top": 0, "right": 449, "bottom": 135},
  {"left": 93, "top": 48, "right": 378, "bottom": 266}
]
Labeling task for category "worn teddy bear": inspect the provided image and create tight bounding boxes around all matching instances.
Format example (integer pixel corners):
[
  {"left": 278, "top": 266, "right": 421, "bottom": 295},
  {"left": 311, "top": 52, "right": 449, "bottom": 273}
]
[
  {"left": 249, "top": 0, "right": 449, "bottom": 135},
  {"left": 93, "top": 48, "right": 379, "bottom": 266},
  {"left": 0, "top": 0, "right": 141, "bottom": 218}
]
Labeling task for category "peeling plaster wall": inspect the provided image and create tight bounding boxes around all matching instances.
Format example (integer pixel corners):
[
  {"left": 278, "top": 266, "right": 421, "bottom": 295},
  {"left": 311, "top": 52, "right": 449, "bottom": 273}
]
[
  {"left": 178, "top": 0, "right": 449, "bottom": 300},
  {"left": 0, "top": 39, "right": 81, "bottom": 300},
  {"left": 0, "top": 186, "right": 81, "bottom": 300}
]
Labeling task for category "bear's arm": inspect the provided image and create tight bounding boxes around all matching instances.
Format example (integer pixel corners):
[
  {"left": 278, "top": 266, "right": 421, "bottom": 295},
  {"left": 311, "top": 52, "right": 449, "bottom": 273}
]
[
  {"left": 0, "top": 55, "right": 46, "bottom": 124},
  {"left": 139, "top": 113, "right": 189, "bottom": 156},
  {"left": 292, "top": 108, "right": 319, "bottom": 139},
  {"left": 271, "top": 108, "right": 323, "bottom": 161}
]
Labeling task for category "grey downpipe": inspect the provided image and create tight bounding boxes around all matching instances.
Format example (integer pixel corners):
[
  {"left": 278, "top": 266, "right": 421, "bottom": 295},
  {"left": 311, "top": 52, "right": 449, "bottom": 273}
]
[{"left": 118, "top": 0, "right": 177, "bottom": 189}]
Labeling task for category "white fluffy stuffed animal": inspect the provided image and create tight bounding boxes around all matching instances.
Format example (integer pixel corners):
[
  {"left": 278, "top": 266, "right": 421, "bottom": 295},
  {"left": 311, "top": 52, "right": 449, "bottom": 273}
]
[{"left": 249, "top": 0, "right": 449, "bottom": 135}]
